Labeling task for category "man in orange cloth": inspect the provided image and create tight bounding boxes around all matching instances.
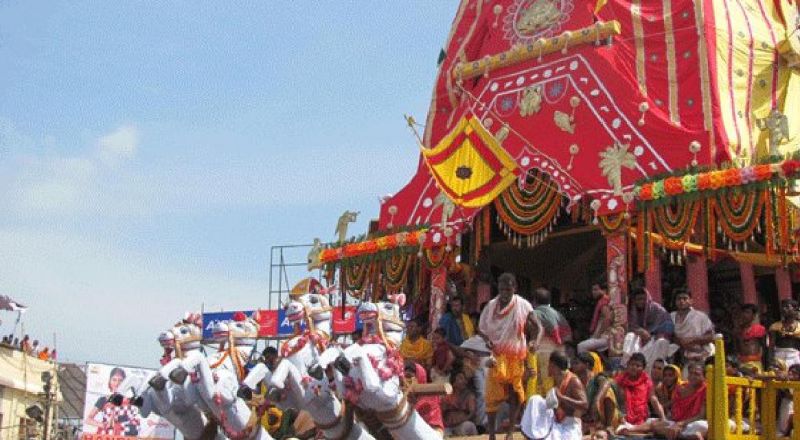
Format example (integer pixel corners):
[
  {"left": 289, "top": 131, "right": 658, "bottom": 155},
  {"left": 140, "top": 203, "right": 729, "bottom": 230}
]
[{"left": 479, "top": 272, "right": 541, "bottom": 440}]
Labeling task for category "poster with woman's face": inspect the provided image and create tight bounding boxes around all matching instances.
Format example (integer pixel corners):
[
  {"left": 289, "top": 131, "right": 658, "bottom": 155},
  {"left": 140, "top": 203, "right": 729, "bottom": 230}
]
[{"left": 81, "top": 363, "right": 174, "bottom": 440}]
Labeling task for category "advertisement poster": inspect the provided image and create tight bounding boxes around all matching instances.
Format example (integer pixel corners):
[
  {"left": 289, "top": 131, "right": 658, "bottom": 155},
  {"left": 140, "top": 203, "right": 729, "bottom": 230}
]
[
  {"left": 81, "top": 363, "right": 174, "bottom": 440},
  {"left": 202, "top": 307, "right": 364, "bottom": 339}
]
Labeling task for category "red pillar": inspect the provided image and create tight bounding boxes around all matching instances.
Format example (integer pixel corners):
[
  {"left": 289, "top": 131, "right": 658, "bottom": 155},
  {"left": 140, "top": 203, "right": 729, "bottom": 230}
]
[
  {"left": 645, "top": 253, "right": 663, "bottom": 304},
  {"left": 606, "top": 234, "right": 628, "bottom": 304},
  {"left": 776, "top": 267, "right": 793, "bottom": 300},
  {"left": 686, "top": 256, "right": 710, "bottom": 311},
  {"left": 739, "top": 262, "right": 758, "bottom": 305}
]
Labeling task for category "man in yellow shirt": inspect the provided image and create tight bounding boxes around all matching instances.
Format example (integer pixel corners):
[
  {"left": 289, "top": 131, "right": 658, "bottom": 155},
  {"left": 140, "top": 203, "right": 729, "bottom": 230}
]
[{"left": 400, "top": 318, "right": 433, "bottom": 368}]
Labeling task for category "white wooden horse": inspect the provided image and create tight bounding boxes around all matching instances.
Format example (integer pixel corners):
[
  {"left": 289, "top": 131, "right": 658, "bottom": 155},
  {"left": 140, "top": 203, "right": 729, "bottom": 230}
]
[
  {"left": 320, "top": 301, "right": 441, "bottom": 440},
  {"left": 113, "top": 314, "right": 222, "bottom": 440},
  {"left": 176, "top": 314, "right": 273, "bottom": 440},
  {"left": 241, "top": 293, "right": 374, "bottom": 440}
]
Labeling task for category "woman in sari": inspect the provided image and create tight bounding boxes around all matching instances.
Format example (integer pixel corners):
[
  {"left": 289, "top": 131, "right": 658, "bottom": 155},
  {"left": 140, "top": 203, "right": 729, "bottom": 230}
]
[
  {"left": 574, "top": 352, "right": 622, "bottom": 434},
  {"left": 655, "top": 364, "right": 684, "bottom": 418}
]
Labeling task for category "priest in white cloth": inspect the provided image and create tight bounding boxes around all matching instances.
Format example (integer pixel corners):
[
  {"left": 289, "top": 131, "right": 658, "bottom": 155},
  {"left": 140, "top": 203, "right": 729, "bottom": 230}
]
[
  {"left": 521, "top": 351, "right": 587, "bottom": 440},
  {"left": 671, "top": 289, "right": 714, "bottom": 366},
  {"left": 479, "top": 273, "right": 540, "bottom": 440},
  {"left": 622, "top": 287, "right": 678, "bottom": 371}
]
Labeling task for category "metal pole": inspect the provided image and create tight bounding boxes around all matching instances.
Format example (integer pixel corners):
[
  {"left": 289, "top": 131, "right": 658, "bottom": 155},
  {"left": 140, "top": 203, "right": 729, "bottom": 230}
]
[{"left": 268, "top": 247, "right": 274, "bottom": 311}]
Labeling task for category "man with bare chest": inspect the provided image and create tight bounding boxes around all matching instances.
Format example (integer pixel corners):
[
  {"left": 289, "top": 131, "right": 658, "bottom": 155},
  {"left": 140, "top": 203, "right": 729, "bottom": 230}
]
[
  {"left": 737, "top": 303, "right": 766, "bottom": 371},
  {"left": 769, "top": 299, "right": 800, "bottom": 368},
  {"left": 521, "top": 351, "right": 588, "bottom": 440}
]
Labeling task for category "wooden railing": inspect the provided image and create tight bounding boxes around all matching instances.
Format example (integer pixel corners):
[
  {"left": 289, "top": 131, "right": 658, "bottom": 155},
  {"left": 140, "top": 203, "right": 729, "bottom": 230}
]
[{"left": 707, "top": 335, "right": 800, "bottom": 439}]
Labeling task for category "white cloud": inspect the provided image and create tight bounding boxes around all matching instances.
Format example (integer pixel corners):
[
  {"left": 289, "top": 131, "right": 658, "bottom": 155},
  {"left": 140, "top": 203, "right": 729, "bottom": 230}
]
[
  {"left": 97, "top": 124, "right": 139, "bottom": 165},
  {"left": 1, "top": 124, "right": 141, "bottom": 217},
  {"left": 0, "top": 227, "right": 264, "bottom": 366}
]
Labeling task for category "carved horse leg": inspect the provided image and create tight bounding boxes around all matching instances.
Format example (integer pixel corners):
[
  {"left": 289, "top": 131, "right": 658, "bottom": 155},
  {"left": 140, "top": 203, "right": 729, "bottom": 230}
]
[{"left": 181, "top": 350, "right": 273, "bottom": 440}]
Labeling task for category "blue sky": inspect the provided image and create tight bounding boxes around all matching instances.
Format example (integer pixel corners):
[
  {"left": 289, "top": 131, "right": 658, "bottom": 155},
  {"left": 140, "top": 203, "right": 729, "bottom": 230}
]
[{"left": 0, "top": 2, "right": 456, "bottom": 366}]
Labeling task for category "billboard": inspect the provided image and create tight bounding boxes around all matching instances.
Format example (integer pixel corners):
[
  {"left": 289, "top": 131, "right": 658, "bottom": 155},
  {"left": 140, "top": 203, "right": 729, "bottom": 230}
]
[
  {"left": 81, "top": 363, "right": 175, "bottom": 440},
  {"left": 202, "top": 307, "right": 364, "bottom": 339}
]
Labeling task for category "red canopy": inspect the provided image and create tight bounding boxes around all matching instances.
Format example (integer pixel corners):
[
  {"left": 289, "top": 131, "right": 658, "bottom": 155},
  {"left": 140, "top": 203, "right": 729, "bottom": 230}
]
[{"left": 380, "top": 0, "right": 741, "bottom": 228}]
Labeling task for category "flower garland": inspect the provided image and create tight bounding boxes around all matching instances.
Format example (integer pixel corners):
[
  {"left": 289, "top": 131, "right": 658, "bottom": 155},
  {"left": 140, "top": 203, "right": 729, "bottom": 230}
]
[
  {"left": 635, "top": 159, "right": 800, "bottom": 203},
  {"left": 636, "top": 185, "right": 796, "bottom": 270},
  {"left": 383, "top": 253, "right": 414, "bottom": 290},
  {"left": 598, "top": 212, "right": 628, "bottom": 235},
  {"left": 649, "top": 200, "right": 701, "bottom": 249},
  {"left": 423, "top": 246, "right": 450, "bottom": 269},
  {"left": 494, "top": 170, "right": 563, "bottom": 247},
  {"left": 319, "top": 229, "right": 427, "bottom": 264},
  {"left": 343, "top": 261, "right": 371, "bottom": 291},
  {"left": 711, "top": 190, "right": 765, "bottom": 244}
]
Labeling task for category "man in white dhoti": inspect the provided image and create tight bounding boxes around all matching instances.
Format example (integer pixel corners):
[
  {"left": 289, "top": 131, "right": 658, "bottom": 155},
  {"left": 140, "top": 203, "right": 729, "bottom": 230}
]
[
  {"left": 521, "top": 351, "right": 587, "bottom": 440},
  {"left": 622, "top": 287, "right": 678, "bottom": 370},
  {"left": 670, "top": 290, "right": 714, "bottom": 365},
  {"left": 769, "top": 299, "right": 800, "bottom": 369}
]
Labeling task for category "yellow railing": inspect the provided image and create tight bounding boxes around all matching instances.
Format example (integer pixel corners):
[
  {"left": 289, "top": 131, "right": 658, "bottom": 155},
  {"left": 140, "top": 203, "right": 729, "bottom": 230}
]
[{"left": 707, "top": 335, "right": 800, "bottom": 439}]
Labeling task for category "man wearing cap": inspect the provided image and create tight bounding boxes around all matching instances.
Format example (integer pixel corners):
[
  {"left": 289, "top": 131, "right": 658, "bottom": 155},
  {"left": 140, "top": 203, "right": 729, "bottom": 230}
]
[
  {"left": 479, "top": 272, "right": 541, "bottom": 440},
  {"left": 461, "top": 336, "right": 492, "bottom": 431}
]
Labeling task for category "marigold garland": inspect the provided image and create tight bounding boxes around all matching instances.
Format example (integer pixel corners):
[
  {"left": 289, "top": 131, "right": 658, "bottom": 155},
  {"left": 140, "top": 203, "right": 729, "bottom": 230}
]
[
  {"left": 598, "top": 213, "right": 628, "bottom": 234},
  {"left": 383, "top": 253, "right": 414, "bottom": 290},
  {"left": 636, "top": 186, "right": 796, "bottom": 271},
  {"left": 343, "top": 260, "right": 371, "bottom": 291},
  {"left": 494, "top": 170, "right": 563, "bottom": 247},
  {"left": 318, "top": 229, "right": 428, "bottom": 265},
  {"left": 649, "top": 200, "right": 701, "bottom": 249},
  {"left": 710, "top": 190, "right": 764, "bottom": 243},
  {"left": 635, "top": 159, "right": 800, "bottom": 202}
]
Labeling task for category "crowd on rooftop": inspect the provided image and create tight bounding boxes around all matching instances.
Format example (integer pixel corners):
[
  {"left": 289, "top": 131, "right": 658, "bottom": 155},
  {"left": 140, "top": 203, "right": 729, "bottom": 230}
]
[{"left": 1, "top": 333, "right": 56, "bottom": 361}]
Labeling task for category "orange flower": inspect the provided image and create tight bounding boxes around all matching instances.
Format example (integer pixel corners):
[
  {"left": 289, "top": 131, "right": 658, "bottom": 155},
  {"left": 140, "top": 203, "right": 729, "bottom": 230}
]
[
  {"left": 708, "top": 171, "right": 725, "bottom": 189},
  {"left": 320, "top": 249, "right": 337, "bottom": 263},
  {"left": 385, "top": 235, "right": 399, "bottom": 248},
  {"left": 697, "top": 173, "right": 712, "bottom": 190},
  {"left": 375, "top": 237, "right": 390, "bottom": 250},
  {"left": 638, "top": 184, "right": 653, "bottom": 200},
  {"left": 722, "top": 168, "right": 742, "bottom": 187},
  {"left": 364, "top": 241, "right": 379, "bottom": 253},
  {"left": 753, "top": 164, "right": 772, "bottom": 181},
  {"left": 664, "top": 177, "right": 684, "bottom": 195}
]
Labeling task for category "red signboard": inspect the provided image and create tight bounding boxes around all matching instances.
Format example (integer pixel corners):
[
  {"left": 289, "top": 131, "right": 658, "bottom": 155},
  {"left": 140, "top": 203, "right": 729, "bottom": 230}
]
[
  {"left": 332, "top": 306, "right": 358, "bottom": 334},
  {"left": 252, "top": 309, "right": 279, "bottom": 337}
]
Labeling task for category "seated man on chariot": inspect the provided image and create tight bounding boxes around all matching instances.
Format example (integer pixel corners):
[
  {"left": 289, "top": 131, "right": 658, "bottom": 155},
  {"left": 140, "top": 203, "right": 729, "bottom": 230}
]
[
  {"left": 769, "top": 299, "right": 800, "bottom": 369},
  {"left": 618, "top": 362, "right": 708, "bottom": 440}
]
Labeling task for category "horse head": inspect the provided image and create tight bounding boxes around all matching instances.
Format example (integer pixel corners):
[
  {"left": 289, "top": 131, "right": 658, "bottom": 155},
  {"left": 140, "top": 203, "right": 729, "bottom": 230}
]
[
  {"left": 299, "top": 293, "right": 332, "bottom": 336},
  {"left": 285, "top": 299, "right": 308, "bottom": 331},
  {"left": 357, "top": 300, "right": 405, "bottom": 347},
  {"left": 166, "top": 312, "right": 203, "bottom": 357},
  {"left": 226, "top": 312, "right": 258, "bottom": 348}
]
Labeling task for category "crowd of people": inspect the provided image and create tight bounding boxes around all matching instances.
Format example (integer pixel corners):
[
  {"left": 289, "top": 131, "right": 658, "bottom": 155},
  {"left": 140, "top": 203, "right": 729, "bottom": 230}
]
[
  {"left": 0, "top": 333, "right": 55, "bottom": 360},
  {"left": 394, "top": 272, "right": 800, "bottom": 440}
]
